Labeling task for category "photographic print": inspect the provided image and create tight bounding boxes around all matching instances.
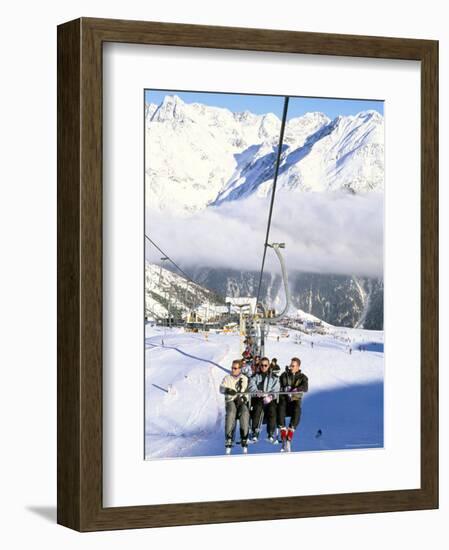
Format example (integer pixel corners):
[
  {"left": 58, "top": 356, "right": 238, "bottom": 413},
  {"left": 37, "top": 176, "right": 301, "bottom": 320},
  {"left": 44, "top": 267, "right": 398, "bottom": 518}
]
[{"left": 144, "top": 90, "right": 384, "bottom": 459}]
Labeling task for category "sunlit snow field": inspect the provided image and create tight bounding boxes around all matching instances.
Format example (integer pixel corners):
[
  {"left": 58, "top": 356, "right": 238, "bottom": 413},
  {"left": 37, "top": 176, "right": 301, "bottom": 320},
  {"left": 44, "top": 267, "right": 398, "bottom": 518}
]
[{"left": 145, "top": 323, "right": 384, "bottom": 459}]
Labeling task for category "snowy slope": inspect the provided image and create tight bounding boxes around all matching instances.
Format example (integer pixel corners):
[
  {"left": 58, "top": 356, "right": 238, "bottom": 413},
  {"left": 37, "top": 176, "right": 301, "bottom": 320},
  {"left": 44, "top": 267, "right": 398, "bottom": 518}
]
[
  {"left": 276, "top": 110, "right": 384, "bottom": 194},
  {"left": 145, "top": 262, "right": 224, "bottom": 321},
  {"left": 192, "top": 267, "right": 384, "bottom": 330},
  {"left": 146, "top": 95, "right": 283, "bottom": 214},
  {"left": 145, "top": 323, "right": 383, "bottom": 459}
]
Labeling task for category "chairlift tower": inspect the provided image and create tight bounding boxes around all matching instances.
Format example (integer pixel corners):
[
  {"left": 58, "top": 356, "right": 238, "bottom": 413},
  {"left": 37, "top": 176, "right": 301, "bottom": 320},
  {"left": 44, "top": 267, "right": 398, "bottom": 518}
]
[
  {"left": 158, "top": 256, "right": 168, "bottom": 286},
  {"left": 256, "top": 242, "right": 291, "bottom": 356}
]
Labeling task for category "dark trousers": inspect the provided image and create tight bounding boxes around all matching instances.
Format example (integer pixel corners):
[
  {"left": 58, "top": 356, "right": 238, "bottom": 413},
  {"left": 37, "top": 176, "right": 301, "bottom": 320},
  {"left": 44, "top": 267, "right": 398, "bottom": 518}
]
[
  {"left": 225, "top": 399, "right": 250, "bottom": 443},
  {"left": 278, "top": 396, "right": 302, "bottom": 429},
  {"left": 251, "top": 397, "right": 277, "bottom": 437}
]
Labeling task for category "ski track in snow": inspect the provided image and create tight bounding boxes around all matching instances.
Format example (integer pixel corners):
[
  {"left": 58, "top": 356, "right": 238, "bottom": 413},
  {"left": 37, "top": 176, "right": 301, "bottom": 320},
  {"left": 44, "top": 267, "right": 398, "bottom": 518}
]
[
  {"left": 145, "top": 328, "right": 235, "bottom": 458},
  {"left": 146, "top": 341, "right": 229, "bottom": 373},
  {"left": 145, "top": 325, "right": 384, "bottom": 459}
]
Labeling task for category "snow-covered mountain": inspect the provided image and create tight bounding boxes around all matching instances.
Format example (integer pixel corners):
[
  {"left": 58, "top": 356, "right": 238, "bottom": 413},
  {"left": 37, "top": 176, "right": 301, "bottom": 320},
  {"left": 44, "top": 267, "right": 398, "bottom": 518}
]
[
  {"left": 145, "top": 95, "right": 384, "bottom": 215},
  {"left": 145, "top": 263, "right": 225, "bottom": 321},
  {"left": 190, "top": 267, "right": 383, "bottom": 330},
  {"left": 146, "top": 95, "right": 284, "bottom": 214},
  {"left": 145, "top": 96, "right": 384, "bottom": 329},
  {"left": 148, "top": 262, "right": 383, "bottom": 330}
]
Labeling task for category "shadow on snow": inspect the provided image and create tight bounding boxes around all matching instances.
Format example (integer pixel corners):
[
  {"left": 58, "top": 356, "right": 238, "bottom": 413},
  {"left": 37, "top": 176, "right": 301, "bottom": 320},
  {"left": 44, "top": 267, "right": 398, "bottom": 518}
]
[{"left": 146, "top": 380, "right": 384, "bottom": 459}]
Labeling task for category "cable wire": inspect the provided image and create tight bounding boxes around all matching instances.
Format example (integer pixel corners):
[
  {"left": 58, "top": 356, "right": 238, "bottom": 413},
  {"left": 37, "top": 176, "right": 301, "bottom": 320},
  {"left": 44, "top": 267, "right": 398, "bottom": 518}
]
[
  {"left": 255, "top": 96, "right": 290, "bottom": 305},
  {"left": 145, "top": 234, "right": 227, "bottom": 302},
  {"left": 145, "top": 234, "right": 195, "bottom": 283}
]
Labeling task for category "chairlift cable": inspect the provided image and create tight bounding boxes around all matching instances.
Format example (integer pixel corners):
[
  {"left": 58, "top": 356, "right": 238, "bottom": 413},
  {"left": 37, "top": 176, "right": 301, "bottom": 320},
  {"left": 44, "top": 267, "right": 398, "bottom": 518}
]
[
  {"left": 145, "top": 234, "right": 227, "bottom": 303},
  {"left": 255, "top": 96, "right": 290, "bottom": 305}
]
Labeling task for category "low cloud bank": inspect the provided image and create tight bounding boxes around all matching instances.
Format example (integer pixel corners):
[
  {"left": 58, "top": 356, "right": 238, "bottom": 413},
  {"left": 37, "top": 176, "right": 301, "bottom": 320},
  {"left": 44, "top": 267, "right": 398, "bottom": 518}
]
[{"left": 145, "top": 191, "right": 384, "bottom": 279}]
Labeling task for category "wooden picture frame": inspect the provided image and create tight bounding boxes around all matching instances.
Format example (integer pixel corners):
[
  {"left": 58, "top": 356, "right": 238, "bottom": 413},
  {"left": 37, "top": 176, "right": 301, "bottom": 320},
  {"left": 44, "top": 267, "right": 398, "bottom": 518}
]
[{"left": 57, "top": 17, "right": 438, "bottom": 531}]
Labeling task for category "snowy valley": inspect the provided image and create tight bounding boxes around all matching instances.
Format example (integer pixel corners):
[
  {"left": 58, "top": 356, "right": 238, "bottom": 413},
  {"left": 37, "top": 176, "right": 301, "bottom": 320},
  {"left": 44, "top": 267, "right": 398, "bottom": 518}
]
[
  {"left": 145, "top": 95, "right": 384, "bottom": 330},
  {"left": 144, "top": 94, "right": 385, "bottom": 460}
]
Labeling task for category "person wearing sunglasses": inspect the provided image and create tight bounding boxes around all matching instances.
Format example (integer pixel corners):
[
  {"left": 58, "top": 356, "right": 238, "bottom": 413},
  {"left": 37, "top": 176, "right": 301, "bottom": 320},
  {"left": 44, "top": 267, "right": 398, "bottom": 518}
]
[
  {"left": 219, "top": 359, "right": 250, "bottom": 454},
  {"left": 248, "top": 357, "right": 280, "bottom": 443},
  {"left": 278, "top": 357, "right": 309, "bottom": 452}
]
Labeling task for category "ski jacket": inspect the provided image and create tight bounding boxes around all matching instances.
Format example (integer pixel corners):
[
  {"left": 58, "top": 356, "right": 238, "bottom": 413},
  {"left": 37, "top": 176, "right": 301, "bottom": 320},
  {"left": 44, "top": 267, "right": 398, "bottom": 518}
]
[
  {"left": 241, "top": 363, "right": 253, "bottom": 378},
  {"left": 270, "top": 363, "right": 281, "bottom": 377},
  {"left": 248, "top": 372, "right": 280, "bottom": 396},
  {"left": 279, "top": 370, "right": 308, "bottom": 401},
  {"left": 220, "top": 374, "right": 249, "bottom": 403}
]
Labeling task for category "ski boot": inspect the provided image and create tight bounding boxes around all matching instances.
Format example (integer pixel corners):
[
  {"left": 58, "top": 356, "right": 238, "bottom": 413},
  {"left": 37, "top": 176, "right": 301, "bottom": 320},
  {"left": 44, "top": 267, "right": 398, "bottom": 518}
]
[
  {"left": 225, "top": 439, "right": 233, "bottom": 455},
  {"left": 280, "top": 427, "right": 288, "bottom": 452},
  {"left": 285, "top": 427, "right": 294, "bottom": 452}
]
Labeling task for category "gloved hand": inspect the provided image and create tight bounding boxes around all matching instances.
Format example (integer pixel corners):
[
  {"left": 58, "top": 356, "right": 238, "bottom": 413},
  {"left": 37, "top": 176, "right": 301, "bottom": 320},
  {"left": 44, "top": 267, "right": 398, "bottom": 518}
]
[
  {"left": 225, "top": 388, "right": 237, "bottom": 396},
  {"left": 263, "top": 395, "right": 273, "bottom": 405}
]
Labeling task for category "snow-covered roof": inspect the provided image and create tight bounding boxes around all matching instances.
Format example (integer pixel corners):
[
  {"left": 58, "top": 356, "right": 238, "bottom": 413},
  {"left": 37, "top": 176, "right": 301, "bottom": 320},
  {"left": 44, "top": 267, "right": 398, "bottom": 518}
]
[{"left": 225, "top": 297, "right": 257, "bottom": 315}]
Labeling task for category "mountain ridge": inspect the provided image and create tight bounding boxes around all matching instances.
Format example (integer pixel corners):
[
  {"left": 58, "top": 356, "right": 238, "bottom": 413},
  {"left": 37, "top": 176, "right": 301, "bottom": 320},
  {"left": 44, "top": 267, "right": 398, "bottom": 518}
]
[{"left": 145, "top": 95, "right": 384, "bottom": 214}]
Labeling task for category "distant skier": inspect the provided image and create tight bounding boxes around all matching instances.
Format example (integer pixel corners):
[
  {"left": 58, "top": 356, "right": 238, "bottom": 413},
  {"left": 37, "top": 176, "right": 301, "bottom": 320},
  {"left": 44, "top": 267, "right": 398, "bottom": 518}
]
[
  {"left": 220, "top": 360, "right": 250, "bottom": 454},
  {"left": 278, "top": 357, "right": 309, "bottom": 452},
  {"left": 248, "top": 358, "right": 280, "bottom": 443}
]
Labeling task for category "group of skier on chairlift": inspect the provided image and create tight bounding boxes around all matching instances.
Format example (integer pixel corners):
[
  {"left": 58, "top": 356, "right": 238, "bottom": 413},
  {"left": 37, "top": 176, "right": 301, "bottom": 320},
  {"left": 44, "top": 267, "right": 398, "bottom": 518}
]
[
  {"left": 217, "top": 97, "right": 302, "bottom": 455},
  {"left": 219, "top": 337, "right": 309, "bottom": 454}
]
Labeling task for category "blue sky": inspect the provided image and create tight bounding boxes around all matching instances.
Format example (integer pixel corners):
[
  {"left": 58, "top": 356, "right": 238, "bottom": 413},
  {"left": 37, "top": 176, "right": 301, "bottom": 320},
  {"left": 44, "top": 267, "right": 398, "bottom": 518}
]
[{"left": 145, "top": 89, "right": 384, "bottom": 120}]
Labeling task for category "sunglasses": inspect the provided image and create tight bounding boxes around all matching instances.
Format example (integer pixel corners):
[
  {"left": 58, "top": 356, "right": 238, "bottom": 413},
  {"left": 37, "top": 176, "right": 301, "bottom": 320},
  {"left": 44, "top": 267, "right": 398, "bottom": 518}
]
[
  {"left": 231, "top": 366, "right": 241, "bottom": 370},
  {"left": 261, "top": 363, "right": 269, "bottom": 367}
]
